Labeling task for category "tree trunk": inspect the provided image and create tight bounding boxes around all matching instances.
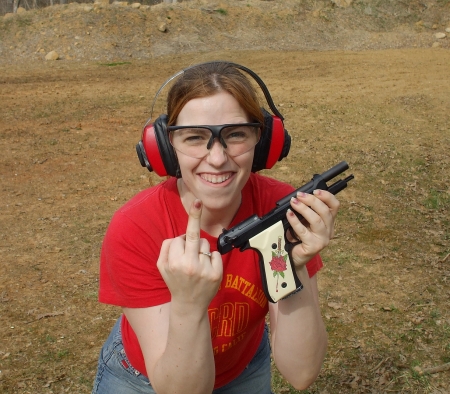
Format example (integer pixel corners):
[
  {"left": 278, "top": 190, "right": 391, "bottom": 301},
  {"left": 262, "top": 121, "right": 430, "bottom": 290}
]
[{"left": 13, "top": 0, "right": 20, "bottom": 13}]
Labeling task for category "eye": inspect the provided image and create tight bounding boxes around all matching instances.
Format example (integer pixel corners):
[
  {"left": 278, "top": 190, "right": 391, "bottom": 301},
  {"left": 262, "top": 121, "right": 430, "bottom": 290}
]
[
  {"left": 177, "top": 128, "right": 210, "bottom": 145},
  {"left": 229, "top": 131, "right": 247, "bottom": 139},
  {"left": 222, "top": 126, "right": 254, "bottom": 142}
]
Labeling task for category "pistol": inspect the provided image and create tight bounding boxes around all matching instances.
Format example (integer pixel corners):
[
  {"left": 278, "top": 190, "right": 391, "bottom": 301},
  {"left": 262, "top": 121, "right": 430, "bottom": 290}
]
[{"left": 217, "top": 161, "right": 354, "bottom": 303}]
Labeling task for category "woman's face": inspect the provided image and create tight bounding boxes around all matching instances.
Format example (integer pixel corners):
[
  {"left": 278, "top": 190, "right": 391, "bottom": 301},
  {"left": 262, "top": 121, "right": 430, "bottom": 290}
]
[{"left": 174, "top": 91, "right": 255, "bottom": 214}]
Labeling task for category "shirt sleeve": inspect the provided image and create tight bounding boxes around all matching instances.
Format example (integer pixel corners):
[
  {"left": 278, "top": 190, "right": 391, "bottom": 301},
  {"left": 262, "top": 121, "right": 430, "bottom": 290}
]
[
  {"left": 306, "top": 254, "right": 323, "bottom": 277},
  {"left": 98, "top": 210, "right": 171, "bottom": 308}
]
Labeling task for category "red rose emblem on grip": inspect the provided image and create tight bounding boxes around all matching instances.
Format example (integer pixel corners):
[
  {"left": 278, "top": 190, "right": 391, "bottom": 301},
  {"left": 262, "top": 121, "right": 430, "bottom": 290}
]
[
  {"left": 269, "top": 237, "right": 288, "bottom": 293},
  {"left": 270, "top": 256, "right": 287, "bottom": 272}
]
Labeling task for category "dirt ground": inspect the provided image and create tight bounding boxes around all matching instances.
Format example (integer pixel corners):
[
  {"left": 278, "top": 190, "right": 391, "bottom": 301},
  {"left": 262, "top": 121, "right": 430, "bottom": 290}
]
[{"left": 1, "top": 1, "right": 450, "bottom": 393}]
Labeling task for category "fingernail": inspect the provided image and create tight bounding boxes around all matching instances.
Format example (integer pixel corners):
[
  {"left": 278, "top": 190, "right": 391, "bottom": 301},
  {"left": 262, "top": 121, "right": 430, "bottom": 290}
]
[
  {"left": 287, "top": 208, "right": 295, "bottom": 217},
  {"left": 297, "top": 192, "right": 306, "bottom": 198},
  {"left": 290, "top": 197, "right": 299, "bottom": 205},
  {"left": 313, "top": 189, "right": 322, "bottom": 195},
  {"left": 194, "top": 199, "right": 202, "bottom": 209}
]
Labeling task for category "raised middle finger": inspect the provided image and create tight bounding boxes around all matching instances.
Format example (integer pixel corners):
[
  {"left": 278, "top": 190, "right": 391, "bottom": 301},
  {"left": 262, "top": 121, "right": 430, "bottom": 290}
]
[{"left": 184, "top": 199, "right": 203, "bottom": 259}]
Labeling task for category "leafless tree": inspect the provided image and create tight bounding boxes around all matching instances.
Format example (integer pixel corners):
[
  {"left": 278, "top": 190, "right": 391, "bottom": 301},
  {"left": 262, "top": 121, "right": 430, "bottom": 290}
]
[{"left": 13, "top": 0, "right": 20, "bottom": 13}]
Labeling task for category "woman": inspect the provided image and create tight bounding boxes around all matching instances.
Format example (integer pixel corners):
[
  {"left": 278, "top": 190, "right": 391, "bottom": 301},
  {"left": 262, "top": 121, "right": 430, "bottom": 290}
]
[{"left": 93, "top": 62, "right": 339, "bottom": 394}]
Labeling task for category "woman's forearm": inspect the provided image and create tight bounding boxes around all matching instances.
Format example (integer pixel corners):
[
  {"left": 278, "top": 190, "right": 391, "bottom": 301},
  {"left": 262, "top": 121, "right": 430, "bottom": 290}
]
[
  {"left": 271, "top": 268, "right": 327, "bottom": 390},
  {"left": 151, "top": 304, "right": 215, "bottom": 394}
]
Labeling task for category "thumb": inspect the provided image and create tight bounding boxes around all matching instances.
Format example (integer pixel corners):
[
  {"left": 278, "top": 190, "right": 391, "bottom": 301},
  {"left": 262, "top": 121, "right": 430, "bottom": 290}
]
[{"left": 157, "top": 239, "right": 172, "bottom": 272}]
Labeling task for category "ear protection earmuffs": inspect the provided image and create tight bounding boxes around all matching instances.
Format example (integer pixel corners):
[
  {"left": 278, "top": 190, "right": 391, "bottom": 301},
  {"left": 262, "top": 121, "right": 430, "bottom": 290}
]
[{"left": 136, "top": 61, "right": 291, "bottom": 177}]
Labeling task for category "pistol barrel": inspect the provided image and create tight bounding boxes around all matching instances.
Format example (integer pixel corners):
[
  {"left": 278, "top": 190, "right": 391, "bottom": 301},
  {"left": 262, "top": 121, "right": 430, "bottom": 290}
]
[{"left": 321, "top": 161, "right": 349, "bottom": 182}]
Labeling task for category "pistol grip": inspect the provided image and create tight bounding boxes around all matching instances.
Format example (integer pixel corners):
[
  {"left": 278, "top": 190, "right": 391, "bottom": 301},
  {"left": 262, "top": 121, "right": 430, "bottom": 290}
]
[{"left": 249, "top": 221, "right": 302, "bottom": 303}]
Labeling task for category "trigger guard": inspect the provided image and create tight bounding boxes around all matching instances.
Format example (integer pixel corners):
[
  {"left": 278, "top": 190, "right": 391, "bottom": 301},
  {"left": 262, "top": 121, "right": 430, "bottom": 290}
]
[
  {"left": 284, "top": 240, "right": 302, "bottom": 254},
  {"left": 284, "top": 227, "right": 302, "bottom": 254},
  {"left": 282, "top": 219, "right": 302, "bottom": 254},
  {"left": 288, "top": 227, "right": 301, "bottom": 242}
]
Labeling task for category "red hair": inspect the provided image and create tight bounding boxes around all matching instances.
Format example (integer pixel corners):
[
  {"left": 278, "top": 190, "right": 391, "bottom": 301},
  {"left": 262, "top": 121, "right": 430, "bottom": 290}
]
[{"left": 167, "top": 62, "right": 263, "bottom": 126}]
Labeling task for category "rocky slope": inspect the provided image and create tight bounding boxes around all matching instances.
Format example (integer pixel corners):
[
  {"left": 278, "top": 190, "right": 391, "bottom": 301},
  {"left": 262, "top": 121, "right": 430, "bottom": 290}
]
[{"left": 0, "top": 0, "right": 449, "bottom": 65}]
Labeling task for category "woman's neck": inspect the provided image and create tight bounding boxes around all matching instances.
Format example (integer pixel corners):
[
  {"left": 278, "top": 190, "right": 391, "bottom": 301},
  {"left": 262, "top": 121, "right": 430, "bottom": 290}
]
[
  {"left": 177, "top": 179, "right": 241, "bottom": 238},
  {"left": 199, "top": 204, "right": 241, "bottom": 237}
]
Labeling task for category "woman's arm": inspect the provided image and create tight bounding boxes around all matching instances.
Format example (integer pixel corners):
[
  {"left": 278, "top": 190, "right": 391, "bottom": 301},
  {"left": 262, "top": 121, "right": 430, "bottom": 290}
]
[
  {"left": 269, "top": 189, "right": 339, "bottom": 390},
  {"left": 268, "top": 270, "right": 327, "bottom": 390},
  {"left": 124, "top": 301, "right": 215, "bottom": 394},
  {"left": 124, "top": 200, "right": 223, "bottom": 394}
]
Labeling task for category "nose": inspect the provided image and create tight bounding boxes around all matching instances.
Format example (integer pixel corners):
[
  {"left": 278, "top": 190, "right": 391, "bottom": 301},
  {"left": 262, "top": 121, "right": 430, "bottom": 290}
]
[{"left": 205, "top": 138, "right": 228, "bottom": 166}]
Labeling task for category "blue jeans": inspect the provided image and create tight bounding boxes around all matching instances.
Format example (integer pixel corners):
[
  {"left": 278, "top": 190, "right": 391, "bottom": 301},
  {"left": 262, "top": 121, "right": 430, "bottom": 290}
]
[{"left": 92, "top": 316, "right": 273, "bottom": 394}]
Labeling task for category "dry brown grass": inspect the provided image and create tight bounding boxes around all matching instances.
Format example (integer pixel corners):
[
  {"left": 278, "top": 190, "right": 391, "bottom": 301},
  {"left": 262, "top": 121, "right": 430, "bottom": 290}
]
[{"left": 0, "top": 2, "right": 449, "bottom": 392}]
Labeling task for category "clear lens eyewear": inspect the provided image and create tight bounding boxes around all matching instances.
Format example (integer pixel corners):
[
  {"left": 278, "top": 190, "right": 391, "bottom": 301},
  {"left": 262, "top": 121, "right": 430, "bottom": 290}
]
[{"left": 167, "top": 123, "right": 261, "bottom": 159}]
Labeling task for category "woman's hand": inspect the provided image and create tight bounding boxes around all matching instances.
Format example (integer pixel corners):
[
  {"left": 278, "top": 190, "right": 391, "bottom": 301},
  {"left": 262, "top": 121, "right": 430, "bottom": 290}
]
[
  {"left": 286, "top": 190, "right": 340, "bottom": 268},
  {"left": 157, "top": 199, "right": 223, "bottom": 311}
]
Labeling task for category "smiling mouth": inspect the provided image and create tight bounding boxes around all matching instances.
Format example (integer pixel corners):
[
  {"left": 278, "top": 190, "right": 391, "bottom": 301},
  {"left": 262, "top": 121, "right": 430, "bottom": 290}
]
[{"left": 200, "top": 173, "right": 232, "bottom": 184}]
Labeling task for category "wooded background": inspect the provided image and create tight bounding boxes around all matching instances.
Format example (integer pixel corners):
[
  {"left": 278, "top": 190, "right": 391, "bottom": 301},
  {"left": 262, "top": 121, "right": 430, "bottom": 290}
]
[{"left": 0, "top": 0, "right": 178, "bottom": 15}]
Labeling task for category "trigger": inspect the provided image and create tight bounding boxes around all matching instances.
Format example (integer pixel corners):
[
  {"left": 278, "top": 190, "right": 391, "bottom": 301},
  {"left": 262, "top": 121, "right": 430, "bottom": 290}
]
[
  {"left": 288, "top": 227, "right": 301, "bottom": 243},
  {"left": 284, "top": 227, "right": 302, "bottom": 254}
]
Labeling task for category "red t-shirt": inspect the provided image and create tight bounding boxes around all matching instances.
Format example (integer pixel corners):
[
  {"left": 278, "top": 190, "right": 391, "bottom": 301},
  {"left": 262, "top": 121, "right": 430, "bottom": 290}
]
[{"left": 99, "top": 173, "right": 323, "bottom": 389}]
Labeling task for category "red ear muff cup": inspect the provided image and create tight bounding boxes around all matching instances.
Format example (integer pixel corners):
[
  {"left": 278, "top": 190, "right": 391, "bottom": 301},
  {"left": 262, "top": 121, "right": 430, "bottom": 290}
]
[
  {"left": 252, "top": 108, "right": 291, "bottom": 172},
  {"left": 140, "top": 124, "right": 169, "bottom": 176},
  {"left": 138, "top": 115, "right": 180, "bottom": 177},
  {"left": 265, "top": 116, "right": 286, "bottom": 169}
]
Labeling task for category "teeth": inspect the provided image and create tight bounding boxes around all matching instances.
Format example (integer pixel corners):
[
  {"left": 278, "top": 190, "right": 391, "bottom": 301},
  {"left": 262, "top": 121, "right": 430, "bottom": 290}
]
[{"left": 200, "top": 173, "right": 231, "bottom": 184}]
